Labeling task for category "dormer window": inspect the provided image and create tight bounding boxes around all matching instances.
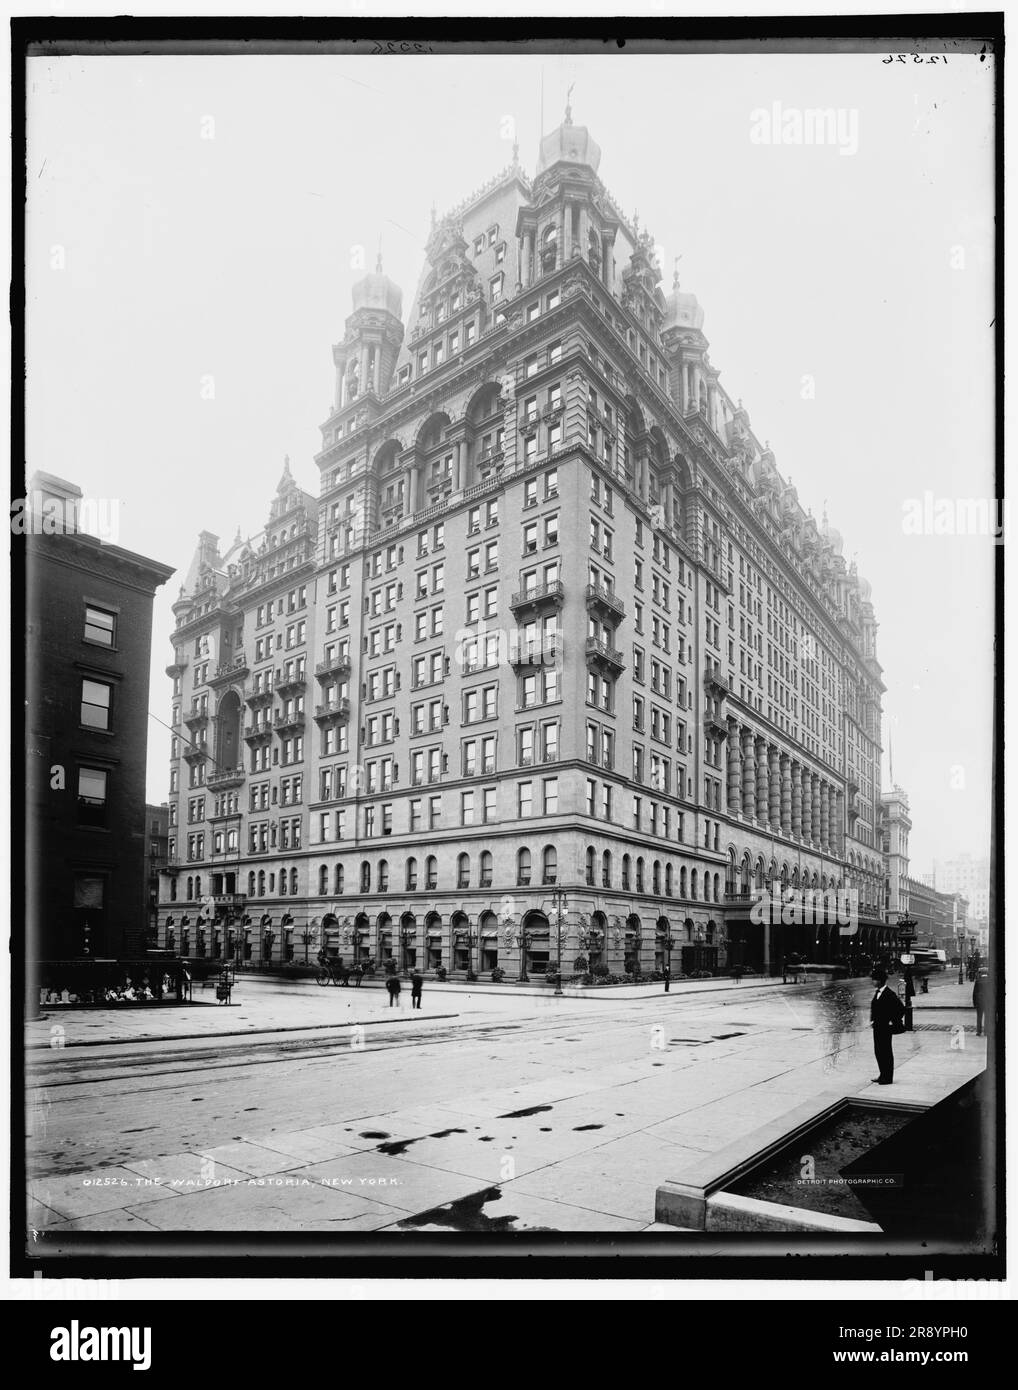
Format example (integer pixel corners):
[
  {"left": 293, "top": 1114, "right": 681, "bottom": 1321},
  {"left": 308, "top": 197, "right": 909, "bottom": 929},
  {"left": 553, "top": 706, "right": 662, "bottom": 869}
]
[
  {"left": 474, "top": 235, "right": 484, "bottom": 255},
  {"left": 436, "top": 302, "right": 448, "bottom": 323},
  {"left": 489, "top": 273, "right": 504, "bottom": 303},
  {"left": 495, "top": 243, "right": 506, "bottom": 265},
  {"left": 487, "top": 226, "right": 498, "bottom": 246},
  {"left": 451, "top": 290, "right": 461, "bottom": 311}
]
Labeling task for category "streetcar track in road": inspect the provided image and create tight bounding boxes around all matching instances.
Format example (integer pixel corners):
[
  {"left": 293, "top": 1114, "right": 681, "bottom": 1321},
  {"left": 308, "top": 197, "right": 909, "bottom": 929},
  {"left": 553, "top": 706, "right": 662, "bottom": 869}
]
[{"left": 26, "top": 996, "right": 783, "bottom": 1097}]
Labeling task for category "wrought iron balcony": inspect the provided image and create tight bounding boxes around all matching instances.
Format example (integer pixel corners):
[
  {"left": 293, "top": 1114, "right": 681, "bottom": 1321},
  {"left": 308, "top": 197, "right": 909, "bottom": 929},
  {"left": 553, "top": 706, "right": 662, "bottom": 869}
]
[
  {"left": 183, "top": 710, "right": 209, "bottom": 731},
  {"left": 510, "top": 580, "right": 565, "bottom": 615},
  {"left": 273, "top": 708, "right": 306, "bottom": 733},
  {"left": 704, "top": 667, "right": 730, "bottom": 696},
  {"left": 243, "top": 723, "right": 273, "bottom": 744},
  {"left": 209, "top": 653, "right": 250, "bottom": 686},
  {"left": 207, "top": 766, "right": 246, "bottom": 791},
  {"left": 511, "top": 635, "right": 561, "bottom": 668},
  {"left": 585, "top": 582, "right": 625, "bottom": 621},
  {"left": 183, "top": 744, "right": 209, "bottom": 764},
  {"left": 315, "top": 655, "right": 352, "bottom": 681},
  {"left": 313, "top": 698, "right": 351, "bottom": 724},
  {"left": 245, "top": 688, "right": 274, "bottom": 709},
  {"left": 585, "top": 637, "right": 625, "bottom": 674},
  {"left": 275, "top": 670, "right": 308, "bottom": 697}
]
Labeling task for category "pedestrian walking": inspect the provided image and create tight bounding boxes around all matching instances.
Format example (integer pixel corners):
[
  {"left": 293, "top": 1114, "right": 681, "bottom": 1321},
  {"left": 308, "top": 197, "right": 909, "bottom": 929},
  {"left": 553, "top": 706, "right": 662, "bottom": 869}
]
[
  {"left": 386, "top": 974, "right": 401, "bottom": 1007},
  {"left": 410, "top": 969, "right": 423, "bottom": 1009},
  {"left": 353, "top": 963, "right": 364, "bottom": 987},
  {"left": 816, "top": 966, "right": 856, "bottom": 1073},
  {"left": 870, "top": 966, "right": 905, "bottom": 1085},
  {"left": 972, "top": 968, "right": 988, "bottom": 1037},
  {"left": 662, "top": 963, "right": 670, "bottom": 994}
]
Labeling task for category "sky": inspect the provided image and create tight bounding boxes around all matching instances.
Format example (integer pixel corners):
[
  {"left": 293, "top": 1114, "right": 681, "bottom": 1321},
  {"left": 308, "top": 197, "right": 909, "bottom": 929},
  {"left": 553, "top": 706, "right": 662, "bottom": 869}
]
[{"left": 23, "top": 45, "right": 997, "bottom": 874}]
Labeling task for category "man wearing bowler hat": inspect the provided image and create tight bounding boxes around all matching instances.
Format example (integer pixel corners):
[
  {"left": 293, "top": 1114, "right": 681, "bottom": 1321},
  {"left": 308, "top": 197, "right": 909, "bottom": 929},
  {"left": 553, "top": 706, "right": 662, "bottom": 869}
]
[{"left": 870, "top": 966, "right": 905, "bottom": 1084}]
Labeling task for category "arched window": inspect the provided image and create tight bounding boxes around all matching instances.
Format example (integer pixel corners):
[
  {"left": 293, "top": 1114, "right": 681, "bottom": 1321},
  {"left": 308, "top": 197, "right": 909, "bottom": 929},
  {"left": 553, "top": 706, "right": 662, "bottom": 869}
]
[
  {"left": 541, "top": 224, "right": 558, "bottom": 272},
  {"left": 170, "top": 877, "right": 177, "bottom": 902},
  {"left": 318, "top": 865, "right": 328, "bottom": 894},
  {"left": 378, "top": 859, "right": 389, "bottom": 892},
  {"left": 334, "top": 864, "right": 344, "bottom": 894},
  {"left": 457, "top": 853, "right": 471, "bottom": 889},
  {"left": 622, "top": 853, "right": 631, "bottom": 891},
  {"left": 194, "top": 877, "right": 201, "bottom": 899},
  {"left": 680, "top": 866, "right": 688, "bottom": 898},
  {"left": 280, "top": 871, "right": 288, "bottom": 896},
  {"left": 517, "top": 848, "right": 532, "bottom": 886},
  {"left": 479, "top": 851, "right": 493, "bottom": 888},
  {"left": 691, "top": 869, "right": 699, "bottom": 900},
  {"left": 360, "top": 861, "right": 371, "bottom": 893},
  {"left": 186, "top": 877, "right": 194, "bottom": 901},
  {"left": 585, "top": 847, "right": 596, "bottom": 886},
  {"left": 653, "top": 860, "right": 661, "bottom": 895},
  {"left": 714, "top": 873, "right": 720, "bottom": 902},
  {"left": 248, "top": 872, "right": 256, "bottom": 897},
  {"left": 543, "top": 846, "right": 557, "bottom": 885},
  {"left": 406, "top": 857, "right": 418, "bottom": 891},
  {"left": 602, "top": 850, "right": 611, "bottom": 889},
  {"left": 665, "top": 864, "right": 674, "bottom": 897},
  {"left": 291, "top": 868, "right": 298, "bottom": 895},
  {"left": 425, "top": 856, "right": 438, "bottom": 890},
  {"left": 636, "top": 857, "right": 645, "bottom": 892},
  {"left": 258, "top": 870, "right": 266, "bottom": 897}
]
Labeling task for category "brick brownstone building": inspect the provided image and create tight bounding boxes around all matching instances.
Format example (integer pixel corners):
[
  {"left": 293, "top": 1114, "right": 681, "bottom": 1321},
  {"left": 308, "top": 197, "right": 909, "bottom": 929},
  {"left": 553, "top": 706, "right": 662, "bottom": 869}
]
[
  {"left": 25, "top": 472, "right": 174, "bottom": 965},
  {"left": 158, "top": 110, "right": 893, "bottom": 977}
]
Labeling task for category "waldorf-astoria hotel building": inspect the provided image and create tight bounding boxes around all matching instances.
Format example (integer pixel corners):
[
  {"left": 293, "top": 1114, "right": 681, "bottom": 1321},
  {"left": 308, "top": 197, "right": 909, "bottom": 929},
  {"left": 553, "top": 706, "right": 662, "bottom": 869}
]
[{"left": 157, "top": 108, "right": 892, "bottom": 978}]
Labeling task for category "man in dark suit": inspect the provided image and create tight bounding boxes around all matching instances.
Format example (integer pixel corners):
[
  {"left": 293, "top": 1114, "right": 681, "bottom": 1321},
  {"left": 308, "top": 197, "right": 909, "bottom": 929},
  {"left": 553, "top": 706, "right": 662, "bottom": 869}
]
[{"left": 870, "top": 967, "right": 905, "bottom": 1084}]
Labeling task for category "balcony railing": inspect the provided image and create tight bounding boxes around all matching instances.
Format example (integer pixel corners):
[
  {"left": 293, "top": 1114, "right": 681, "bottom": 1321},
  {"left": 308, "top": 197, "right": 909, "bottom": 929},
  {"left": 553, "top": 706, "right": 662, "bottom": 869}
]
[
  {"left": 183, "top": 711, "right": 209, "bottom": 730},
  {"left": 585, "top": 637, "right": 625, "bottom": 672},
  {"left": 274, "top": 709, "right": 307, "bottom": 733},
  {"left": 314, "top": 698, "right": 351, "bottom": 724},
  {"left": 511, "top": 636, "right": 560, "bottom": 668},
  {"left": 704, "top": 667, "right": 730, "bottom": 696},
  {"left": 585, "top": 582, "right": 625, "bottom": 620},
  {"left": 209, "top": 653, "right": 250, "bottom": 685},
  {"left": 245, "top": 688, "right": 274, "bottom": 709},
  {"left": 243, "top": 723, "right": 273, "bottom": 743},
  {"left": 275, "top": 669, "right": 307, "bottom": 694},
  {"left": 207, "top": 766, "right": 246, "bottom": 790},
  {"left": 183, "top": 744, "right": 209, "bottom": 763},
  {"left": 315, "top": 656, "right": 352, "bottom": 681},
  {"left": 510, "top": 580, "right": 565, "bottom": 614}
]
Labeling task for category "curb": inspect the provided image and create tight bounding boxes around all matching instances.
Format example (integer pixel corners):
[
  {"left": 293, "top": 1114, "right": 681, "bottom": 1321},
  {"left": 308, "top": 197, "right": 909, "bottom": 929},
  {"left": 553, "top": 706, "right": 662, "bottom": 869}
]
[{"left": 25, "top": 1011, "right": 461, "bottom": 1051}]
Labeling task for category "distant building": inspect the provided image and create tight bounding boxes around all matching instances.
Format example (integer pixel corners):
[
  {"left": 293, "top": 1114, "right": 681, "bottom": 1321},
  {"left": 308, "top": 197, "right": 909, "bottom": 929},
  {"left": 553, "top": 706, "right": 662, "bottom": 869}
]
[
  {"left": 156, "top": 111, "right": 892, "bottom": 977},
  {"left": 144, "top": 804, "right": 170, "bottom": 944},
  {"left": 880, "top": 787, "right": 912, "bottom": 919},
  {"left": 25, "top": 472, "right": 174, "bottom": 963},
  {"left": 905, "top": 875, "right": 960, "bottom": 954}
]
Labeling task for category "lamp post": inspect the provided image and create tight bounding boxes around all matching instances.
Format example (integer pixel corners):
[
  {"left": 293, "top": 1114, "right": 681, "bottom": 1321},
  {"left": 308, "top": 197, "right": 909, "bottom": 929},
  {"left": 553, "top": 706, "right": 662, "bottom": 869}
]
[
  {"left": 463, "top": 929, "right": 477, "bottom": 977},
  {"left": 896, "top": 911, "right": 918, "bottom": 1031},
  {"left": 957, "top": 929, "right": 966, "bottom": 985},
  {"left": 664, "top": 933, "right": 675, "bottom": 992},
  {"left": 400, "top": 923, "right": 414, "bottom": 977}
]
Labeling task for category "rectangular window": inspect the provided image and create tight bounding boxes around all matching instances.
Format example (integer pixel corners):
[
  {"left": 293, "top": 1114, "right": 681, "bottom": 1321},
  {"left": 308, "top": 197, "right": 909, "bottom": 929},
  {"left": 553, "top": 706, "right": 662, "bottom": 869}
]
[
  {"left": 78, "top": 766, "right": 108, "bottom": 825},
  {"left": 84, "top": 606, "right": 116, "bottom": 646},
  {"left": 80, "top": 678, "right": 112, "bottom": 730}
]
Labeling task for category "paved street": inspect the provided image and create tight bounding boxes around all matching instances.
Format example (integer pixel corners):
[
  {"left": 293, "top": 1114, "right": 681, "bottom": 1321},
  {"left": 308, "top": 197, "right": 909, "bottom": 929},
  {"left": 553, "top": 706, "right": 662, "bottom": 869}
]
[{"left": 25, "top": 972, "right": 984, "bottom": 1238}]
